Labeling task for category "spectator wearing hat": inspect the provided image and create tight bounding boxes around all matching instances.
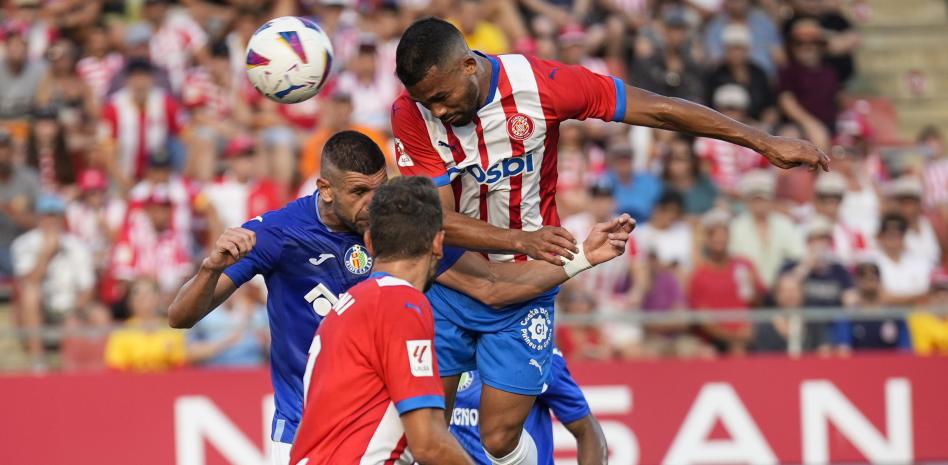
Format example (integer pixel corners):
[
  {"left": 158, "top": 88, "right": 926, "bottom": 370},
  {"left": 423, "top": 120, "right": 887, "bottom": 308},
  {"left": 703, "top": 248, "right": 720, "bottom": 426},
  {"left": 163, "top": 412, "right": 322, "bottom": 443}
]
[
  {"left": 908, "top": 270, "right": 948, "bottom": 355},
  {"left": 605, "top": 142, "right": 663, "bottom": 223},
  {"left": 704, "top": 24, "right": 778, "bottom": 126},
  {"left": 661, "top": 134, "right": 719, "bottom": 216},
  {"left": 105, "top": 277, "right": 187, "bottom": 372},
  {"left": 812, "top": 172, "right": 869, "bottom": 265},
  {"left": 196, "top": 135, "right": 282, "bottom": 233},
  {"left": 778, "top": 18, "right": 841, "bottom": 151},
  {"left": 869, "top": 213, "right": 932, "bottom": 304},
  {"left": 110, "top": 184, "right": 193, "bottom": 300},
  {"left": 142, "top": 0, "right": 209, "bottom": 94},
  {"left": 12, "top": 193, "right": 95, "bottom": 369},
  {"left": 705, "top": 0, "right": 785, "bottom": 77},
  {"left": 76, "top": 25, "right": 125, "bottom": 102},
  {"left": 778, "top": 215, "right": 857, "bottom": 308},
  {"left": 828, "top": 139, "right": 882, "bottom": 241},
  {"left": 128, "top": 149, "right": 197, "bottom": 249},
  {"left": 25, "top": 105, "right": 80, "bottom": 193},
  {"left": 66, "top": 169, "right": 126, "bottom": 271},
  {"left": 831, "top": 261, "right": 912, "bottom": 354},
  {"left": 334, "top": 34, "right": 401, "bottom": 133},
  {"left": 298, "top": 90, "right": 393, "bottom": 194},
  {"left": 629, "top": 11, "right": 705, "bottom": 103},
  {"left": 101, "top": 59, "right": 183, "bottom": 187},
  {"left": 693, "top": 85, "right": 771, "bottom": 197},
  {"left": 753, "top": 274, "right": 831, "bottom": 355},
  {"left": 689, "top": 209, "right": 766, "bottom": 356},
  {"left": 0, "top": 32, "right": 48, "bottom": 126},
  {"left": 886, "top": 176, "right": 941, "bottom": 265},
  {"left": 782, "top": 0, "right": 860, "bottom": 84},
  {"left": 0, "top": 131, "right": 40, "bottom": 277},
  {"left": 729, "top": 170, "right": 805, "bottom": 287}
]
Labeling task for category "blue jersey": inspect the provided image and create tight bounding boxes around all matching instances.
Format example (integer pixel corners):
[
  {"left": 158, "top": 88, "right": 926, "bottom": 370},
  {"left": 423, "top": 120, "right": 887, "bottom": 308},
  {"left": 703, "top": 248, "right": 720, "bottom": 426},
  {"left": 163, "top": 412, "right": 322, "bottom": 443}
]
[
  {"left": 448, "top": 351, "right": 591, "bottom": 465},
  {"left": 223, "top": 194, "right": 462, "bottom": 443}
]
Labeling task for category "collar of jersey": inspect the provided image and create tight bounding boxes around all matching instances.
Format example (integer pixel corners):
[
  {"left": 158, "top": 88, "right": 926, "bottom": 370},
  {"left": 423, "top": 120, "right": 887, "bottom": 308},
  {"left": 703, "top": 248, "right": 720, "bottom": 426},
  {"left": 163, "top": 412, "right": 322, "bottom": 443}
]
[
  {"left": 475, "top": 51, "right": 500, "bottom": 110},
  {"left": 369, "top": 271, "right": 390, "bottom": 279}
]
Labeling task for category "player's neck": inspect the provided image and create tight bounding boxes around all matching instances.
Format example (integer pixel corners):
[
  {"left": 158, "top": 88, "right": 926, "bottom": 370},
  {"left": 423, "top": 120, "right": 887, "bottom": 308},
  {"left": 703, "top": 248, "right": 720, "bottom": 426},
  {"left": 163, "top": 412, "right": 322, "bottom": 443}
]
[
  {"left": 316, "top": 196, "right": 351, "bottom": 233},
  {"left": 475, "top": 53, "right": 493, "bottom": 108},
  {"left": 373, "top": 257, "right": 431, "bottom": 291}
]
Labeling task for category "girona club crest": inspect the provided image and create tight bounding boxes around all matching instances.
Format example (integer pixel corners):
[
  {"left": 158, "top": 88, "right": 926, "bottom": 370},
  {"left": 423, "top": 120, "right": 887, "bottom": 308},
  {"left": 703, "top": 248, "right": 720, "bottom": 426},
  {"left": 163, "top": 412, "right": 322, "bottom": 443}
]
[{"left": 506, "top": 113, "right": 535, "bottom": 141}]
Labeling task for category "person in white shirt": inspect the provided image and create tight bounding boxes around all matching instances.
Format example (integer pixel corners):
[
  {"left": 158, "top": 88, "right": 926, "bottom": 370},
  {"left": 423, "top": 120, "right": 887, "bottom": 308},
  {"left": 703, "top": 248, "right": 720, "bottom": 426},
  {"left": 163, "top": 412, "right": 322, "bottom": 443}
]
[
  {"left": 886, "top": 176, "right": 941, "bottom": 265},
  {"left": 634, "top": 190, "right": 694, "bottom": 272},
  {"left": 871, "top": 213, "right": 932, "bottom": 304},
  {"left": 812, "top": 172, "right": 870, "bottom": 265},
  {"left": 12, "top": 194, "right": 95, "bottom": 370}
]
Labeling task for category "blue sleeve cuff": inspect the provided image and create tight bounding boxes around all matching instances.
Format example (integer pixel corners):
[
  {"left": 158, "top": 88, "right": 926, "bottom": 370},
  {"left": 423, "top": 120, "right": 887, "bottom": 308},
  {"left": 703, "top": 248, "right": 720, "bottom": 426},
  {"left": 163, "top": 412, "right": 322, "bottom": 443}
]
[
  {"left": 222, "top": 266, "right": 250, "bottom": 288},
  {"left": 555, "top": 407, "right": 592, "bottom": 425},
  {"left": 431, "top": 172, "right": 452, "bottom": 187},
  {"left": 395, "top": 395, "right": 445, "bottom": 415},
  {"left": 611, "top": 76, "right": 627, "bottom": 122}
]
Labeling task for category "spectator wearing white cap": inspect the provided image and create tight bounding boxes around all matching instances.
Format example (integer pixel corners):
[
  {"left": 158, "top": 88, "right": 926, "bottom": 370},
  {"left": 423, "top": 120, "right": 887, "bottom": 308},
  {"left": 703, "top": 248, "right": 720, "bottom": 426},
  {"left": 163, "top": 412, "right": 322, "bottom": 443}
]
[
  {"left": 812, "top": 172, "right": 869, "bottom": 265},
  {"left": 12, "top": 193, "right": 95, "bottom": 369},
  {"left": 728, "top": 170, "right": 805, "bottom": 288},
  {"left": 886, "top": 176, "right": 941, "bottom": 265},
  {"left": 704, "top": 0, "right": 785, "bottom": 77},
  {"left": 704, "top": 24, "right": 778, "bottom": 126},
  {"left": 694, "top": 85, "right": 770, "bottom": 197},
  {"left": 779, "top": 214, "right": 858, "bottom": 308}
]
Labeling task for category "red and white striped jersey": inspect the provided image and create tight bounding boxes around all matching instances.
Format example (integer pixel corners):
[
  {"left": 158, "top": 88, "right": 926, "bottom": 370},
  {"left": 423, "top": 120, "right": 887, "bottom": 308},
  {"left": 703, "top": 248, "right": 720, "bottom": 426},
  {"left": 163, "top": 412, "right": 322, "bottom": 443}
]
[
  {"left": 392, "top": 53, "right": 626, "bottom": 262},
  {"left": 924, "top": 158, "right": 948, "bottom": 208},
  {"left": 76, "top": 53, "right": 124, "bottom": 101},
  {"left": 290, "top": 273, "right": 444, "bottom": 465},
  {"left": 694, "top": 137, "right": 770, "bottom": 193}
]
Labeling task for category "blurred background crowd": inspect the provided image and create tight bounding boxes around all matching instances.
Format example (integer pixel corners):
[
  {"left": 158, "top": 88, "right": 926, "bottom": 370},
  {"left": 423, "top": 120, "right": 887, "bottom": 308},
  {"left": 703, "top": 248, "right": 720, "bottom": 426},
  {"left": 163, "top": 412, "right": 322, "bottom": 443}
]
[{"left": 0, "top": 0, "right": 947, "bottom": 373}]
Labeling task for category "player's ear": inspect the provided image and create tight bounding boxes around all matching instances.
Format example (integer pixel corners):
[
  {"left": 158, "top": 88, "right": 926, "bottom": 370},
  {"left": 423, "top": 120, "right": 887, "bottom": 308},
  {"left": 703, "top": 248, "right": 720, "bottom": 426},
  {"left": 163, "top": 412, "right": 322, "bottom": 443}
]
[
  {"left": 462, "top": 55, "right": 477, "bottom": 77},
  {"left": 364, "top": 230, "right": 374, "bottom": 256},
  {"left": 432, "top": 230, "right": 445, "bottom": 260},
  {"left": 316, "top": 176, "right": 333, "bottom": 203}
]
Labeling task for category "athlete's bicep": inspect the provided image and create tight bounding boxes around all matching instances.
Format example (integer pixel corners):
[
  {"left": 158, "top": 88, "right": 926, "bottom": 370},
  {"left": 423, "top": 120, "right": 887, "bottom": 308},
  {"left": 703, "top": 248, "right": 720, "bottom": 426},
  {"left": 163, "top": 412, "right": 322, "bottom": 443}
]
[
  {"left": 435, "top": 252, "right": 493, "bottom": 296},
  {"left": 392, "top": 98, "right": 450, "bottom": 181},
  {"left": 620, "top": 85, "right": 672, "bottom": 128},
  {"left": 209, "top": 273, "right": 239, "bottom": 309}
]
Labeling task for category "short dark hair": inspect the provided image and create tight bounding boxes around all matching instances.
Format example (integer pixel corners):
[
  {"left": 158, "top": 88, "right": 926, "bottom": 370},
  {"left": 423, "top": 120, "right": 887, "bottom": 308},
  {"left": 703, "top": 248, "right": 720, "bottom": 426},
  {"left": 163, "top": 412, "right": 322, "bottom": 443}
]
[
  {"left": 321, "top": 130, "right": 387, "bottom": 176},
  {"left": 878, "top": 213, "right": 909, "bottom": 236},
  {"left": 657, "top": 190, "right": 685, "bottom": 210},
  {"left": 368, "top": 176, "right": 443, "bottom": 260},
  {"left": 395, "top": 17, "right": 466, "bottom": 87}
]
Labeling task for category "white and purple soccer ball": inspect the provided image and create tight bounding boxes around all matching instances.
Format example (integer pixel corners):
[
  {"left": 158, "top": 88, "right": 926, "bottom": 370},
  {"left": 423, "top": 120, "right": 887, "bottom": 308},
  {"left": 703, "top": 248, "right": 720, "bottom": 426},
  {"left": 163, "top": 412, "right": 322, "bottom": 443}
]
[{"left": 245, "top": 16, "right": 334, "bottom": 104}]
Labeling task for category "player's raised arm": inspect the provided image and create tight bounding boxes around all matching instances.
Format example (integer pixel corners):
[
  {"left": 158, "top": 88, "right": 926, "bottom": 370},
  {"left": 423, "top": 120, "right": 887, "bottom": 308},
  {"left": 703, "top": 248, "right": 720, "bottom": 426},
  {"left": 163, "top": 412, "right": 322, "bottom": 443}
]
[
  {"left": 620, "top": 85, "right": 830, "bottom": 171},
  {"left": 436, "top": 214, "right": 635, "bottom": 308},
  {"left": 168, "top": 227, "right": 258, "bottom": 328}
]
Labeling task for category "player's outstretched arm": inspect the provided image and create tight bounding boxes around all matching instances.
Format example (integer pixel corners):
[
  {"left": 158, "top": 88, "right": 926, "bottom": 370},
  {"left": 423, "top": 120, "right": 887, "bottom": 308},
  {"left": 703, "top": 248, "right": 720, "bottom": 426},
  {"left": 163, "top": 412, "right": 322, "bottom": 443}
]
[
  {"left": 401, "top": 408, "right": 476, "bottom": 465},
  {"left": 436, "top": 215, "right": 635, "bottom": 308},
  {"left": 436, "top": 186, "right": 579, "bottom": 266},
  {"left": 168, "top": 228, "right": 254, "bottom": 328},
  {"left": 564, "top": 415, "right": 609, "bottom": 465},
  {"left": 621, "top": 85, "right": 830, "bottom": 171}
]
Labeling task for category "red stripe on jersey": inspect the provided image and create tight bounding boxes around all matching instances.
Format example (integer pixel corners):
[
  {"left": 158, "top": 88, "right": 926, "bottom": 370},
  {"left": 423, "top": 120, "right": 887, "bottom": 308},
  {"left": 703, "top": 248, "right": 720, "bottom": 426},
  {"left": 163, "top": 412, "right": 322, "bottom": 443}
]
[
  {"left": 444, "top": 125, "right": 467, "bottom": 212},
  {"left": 384, "top": 435, "right": 409, "bottom": 465},
  {"left": 528, "top": 59, "right": 562, "bottom": 227},
  {"left": 497, "top": 61, "right": 527, "bottom": 261},
  {"left": 473, "top": 116, "right": 490, "bottom": 222}
]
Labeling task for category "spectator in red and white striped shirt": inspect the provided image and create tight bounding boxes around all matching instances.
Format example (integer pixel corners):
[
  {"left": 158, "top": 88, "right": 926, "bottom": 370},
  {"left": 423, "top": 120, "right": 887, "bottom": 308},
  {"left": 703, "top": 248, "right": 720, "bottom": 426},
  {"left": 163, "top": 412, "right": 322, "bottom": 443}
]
[
  {"left": 142, "top": 0, "right": 208, "bottom": 94},
  {"left": 920, "top": 126, "right": 948, "bottom": 208},
  {"left": 813, "top": 172, "right": 869, "bottom": 266},
  {"left": 76, "top": 26, "right": 124, "bottom": 102}
]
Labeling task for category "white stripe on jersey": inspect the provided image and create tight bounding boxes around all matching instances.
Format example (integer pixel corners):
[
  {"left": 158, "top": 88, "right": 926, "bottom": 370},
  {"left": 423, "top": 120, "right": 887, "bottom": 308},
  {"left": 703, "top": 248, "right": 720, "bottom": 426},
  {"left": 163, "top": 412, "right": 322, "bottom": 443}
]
[
  {"left": 376, "top": 276, "right": 412, "bottom": 288},
  {"left": 359, "top": 402, "right": 409, "bottom": 465}
]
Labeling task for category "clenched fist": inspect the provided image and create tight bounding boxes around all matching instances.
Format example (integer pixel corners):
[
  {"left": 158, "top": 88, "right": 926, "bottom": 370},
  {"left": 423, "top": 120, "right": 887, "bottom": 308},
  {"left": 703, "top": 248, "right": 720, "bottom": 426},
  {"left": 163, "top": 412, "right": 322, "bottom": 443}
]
[{"left": 203, "top": 227, "right": 257, "bottom": 272}]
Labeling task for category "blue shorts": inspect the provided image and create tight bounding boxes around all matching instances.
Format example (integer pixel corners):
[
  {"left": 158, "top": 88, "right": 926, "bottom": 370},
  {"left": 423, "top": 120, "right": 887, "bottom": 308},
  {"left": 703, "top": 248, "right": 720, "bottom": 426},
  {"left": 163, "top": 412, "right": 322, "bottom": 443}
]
[{"left": 426, "top": 283, "right": 557, "bottom": 396}]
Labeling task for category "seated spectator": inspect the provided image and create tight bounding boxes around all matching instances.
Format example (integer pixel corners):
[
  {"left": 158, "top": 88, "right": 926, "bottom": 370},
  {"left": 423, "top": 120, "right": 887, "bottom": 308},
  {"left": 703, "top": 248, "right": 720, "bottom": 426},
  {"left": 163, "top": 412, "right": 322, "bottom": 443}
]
[
  {"left": 661, "top": 135, "right": 718, "bottom": 216},
  {"left": 110, "top": 184, "right": 193, "bottom": 300},
  {"left": 831, "top": 262, "right": 912, "bottom": 354},
  {"left": 141, "top": 0, "right": 209, "bottom": 94},
  {"left": 0, "top": 32, "right": 47, "bottom": 127},
  {"left": 25, "top": 106, "right": 80, "bottom": 194},
  {"left": 639, "top": 252, "right": 712, "bottom": 359},
  {"left": 812, "top": 172, "right": 869, "bottom": 265},
  {"left": 870, "top": 213, "right": 933, "bottom": 305},
  {"left": 694, "top": 85, "right": 770, "bottom": 197},
  {"left": 12, "top": 194, "right": 95, "bottom": 369},
  {"left": 105, "top": 22, "right": 174, "bottom": 96},
  {"left": 920, "top": 126, "right": 948, "bottom": 208},
  {"left": 782, "top": 0, "right": 860, "bottom": 84},
  {"left": 604, "top": 142, "right": 663, "bottom": 223},
  {"left": 334, "top": 34, "right": 401, "bottom": 133},
  {"left": 753, "top": 274, "right": 831, "bottom": 355},
  {"left": 779, "top": 215, "right": 857, "bottom": 307},
  {"left": 777, "top": 19, "right": 840, "bottom": 150},
  {"left": 555, "top": 288, "right": 613, "bottom": 361},
  {"left": 101, "top": 59, "right": 183, "bottom": 188},
  {"left": 886, "top": 176, "right": 940, "bottom": 265},
  {"left": 729, "top": 170, "right": 805, "bottom": 288},
  {"left": 449, "top": 0, "right": 510, "bottom": 55},
  {"left": 34, "top": 39, "right": 98, "bottom": 135},
  {"left": 629, "top": 11, "right": 704, "bottom": 103},
  {"left": 105, "top": 278, "right": 186, "bottom": 372},
  {"left": 0, "top": 131, "right": 40, "bottom": 277},
  {"left": 704, "top": 0, "right": 785, "bottom": 77},
  {"left": 60, "top": 303, "right": 112, "bottom": 372},
  {"left": 127, "top": 149, "right": 197, "bottom": 250},
  {"left": 689, "top": 209, "right": 766, "bottom": 355},
  {"left": 704, "top": 24, "right": 778, "bottom": 126},
  {"left": 66, "top": 169, "right": 126, "bottom": 271},
  {"left": 909, "top": 270, "right": 948, "bottom": 355},
  {"left": 187, "top": 284, "right": 269, "bottom": 368},
  {"left": 76, "top": 24, "right": 124, "bottom": 102},
  {"left": 834, "top": 140, "right": 881, "bottom": 240},
  {"left": 635, "top": 190, "right": 693, "bottom": 272}
]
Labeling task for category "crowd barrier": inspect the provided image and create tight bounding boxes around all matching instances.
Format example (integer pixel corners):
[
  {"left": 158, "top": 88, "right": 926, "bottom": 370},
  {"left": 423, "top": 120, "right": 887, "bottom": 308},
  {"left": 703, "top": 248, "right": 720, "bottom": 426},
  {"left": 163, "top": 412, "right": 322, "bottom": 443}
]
[{"left": 1, "top": 354, "right": 947, "bottom": 465}]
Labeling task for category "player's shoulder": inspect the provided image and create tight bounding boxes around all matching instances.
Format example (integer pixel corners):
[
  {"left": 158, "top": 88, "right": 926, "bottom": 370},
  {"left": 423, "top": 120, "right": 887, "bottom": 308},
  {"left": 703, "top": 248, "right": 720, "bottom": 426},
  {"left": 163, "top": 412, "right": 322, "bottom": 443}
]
[
  {"left": 391, "top": 92, "right": 423, "bottom": 122},
  {"left": 240, "top": 195, "right": 315, "bottom": 232}
]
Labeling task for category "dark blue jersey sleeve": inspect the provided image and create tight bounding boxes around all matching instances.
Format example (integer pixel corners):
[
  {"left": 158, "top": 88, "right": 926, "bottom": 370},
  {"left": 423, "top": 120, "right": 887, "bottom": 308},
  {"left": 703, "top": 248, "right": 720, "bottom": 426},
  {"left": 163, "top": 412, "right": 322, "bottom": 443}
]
[
  {"left": 436, "top": 246, "right": 465, "bottom": 276},
  {"left": 222, "top": 218, "right": 285, "bottom": 287},
  {"left": 539, "top": 350, "right": 591, "bottom": 425}
]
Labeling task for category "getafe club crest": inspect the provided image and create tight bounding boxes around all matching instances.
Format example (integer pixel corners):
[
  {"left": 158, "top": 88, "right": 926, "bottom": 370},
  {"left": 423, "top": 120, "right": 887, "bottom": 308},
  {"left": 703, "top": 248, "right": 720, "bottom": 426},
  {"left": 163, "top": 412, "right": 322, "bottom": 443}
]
[
  {"left": 344, "top": 244, "right": 372, "bottom": 275},
  {"left": 506, "top": 113, "right": 535, "bottom": 141},
  {"left": 457, "top": 371, "right": 475, "bottom": 392}
]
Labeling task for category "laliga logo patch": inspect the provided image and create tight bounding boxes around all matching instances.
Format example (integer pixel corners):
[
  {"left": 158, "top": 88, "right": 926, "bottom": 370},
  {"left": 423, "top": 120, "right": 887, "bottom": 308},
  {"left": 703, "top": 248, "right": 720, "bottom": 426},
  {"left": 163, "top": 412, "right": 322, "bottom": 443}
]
[
  {"left": 506, "top": 113, "right": 535, "bottom": 141},
  {"left": 344, "top": 244, "right": 373, "bottom": 275},
  {"left": 394, "top": 138, "right": 414, "bottom": 167},
  {"left": 520, "top": 308, "right": 551, "bottom": 351}
]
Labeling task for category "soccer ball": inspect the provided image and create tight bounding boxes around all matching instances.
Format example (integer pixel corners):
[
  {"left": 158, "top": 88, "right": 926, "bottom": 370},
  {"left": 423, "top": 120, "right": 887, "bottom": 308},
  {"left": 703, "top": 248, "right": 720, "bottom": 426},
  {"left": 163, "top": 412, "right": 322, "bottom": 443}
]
[{"left": 245, "top": 16, "right": 334, "bottom": 104}]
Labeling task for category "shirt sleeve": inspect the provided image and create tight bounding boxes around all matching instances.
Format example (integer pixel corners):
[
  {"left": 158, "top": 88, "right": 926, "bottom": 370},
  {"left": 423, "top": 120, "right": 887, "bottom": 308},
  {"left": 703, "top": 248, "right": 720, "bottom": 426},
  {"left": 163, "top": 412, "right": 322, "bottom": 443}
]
[
  {"left": 378, "top": 289, "right": 445, "bottom": 415},
  {"left": 391, "top": 96, "right": 451, "bottom": 186},
  {"left": 539, "top": 351, "right": 591, "bottom": 424},
  {"left": 222, "top": 218, "right": 284, "bottom": 287},
  {"left": 435, "top": 246, "right": 466, "bottom": 276},
  {"left": 529, "top": 56, "right": 626, "bottom": 123}
]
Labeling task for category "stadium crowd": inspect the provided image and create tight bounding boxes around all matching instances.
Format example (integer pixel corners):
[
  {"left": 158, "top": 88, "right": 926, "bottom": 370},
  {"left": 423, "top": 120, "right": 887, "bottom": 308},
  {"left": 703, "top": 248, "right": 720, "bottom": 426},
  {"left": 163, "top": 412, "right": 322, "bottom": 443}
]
[{"left": 1, "top": 0, "right": 947, "bottom": 373}]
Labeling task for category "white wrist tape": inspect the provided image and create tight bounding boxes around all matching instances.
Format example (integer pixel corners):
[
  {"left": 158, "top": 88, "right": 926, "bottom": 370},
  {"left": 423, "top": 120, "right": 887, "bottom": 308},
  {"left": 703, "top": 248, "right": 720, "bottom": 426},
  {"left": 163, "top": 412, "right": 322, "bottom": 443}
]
[{"left": 562, "top": 244, "right": 592, "bottom": 278}]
